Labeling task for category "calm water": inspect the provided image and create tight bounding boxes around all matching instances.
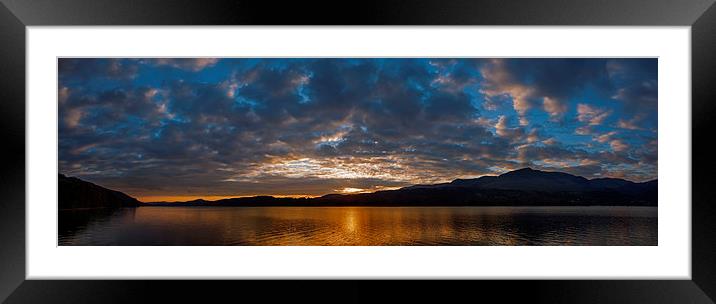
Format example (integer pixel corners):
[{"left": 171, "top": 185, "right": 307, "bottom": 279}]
[{"left": 59, "top": 206, "right": 657, "bottom": 246}]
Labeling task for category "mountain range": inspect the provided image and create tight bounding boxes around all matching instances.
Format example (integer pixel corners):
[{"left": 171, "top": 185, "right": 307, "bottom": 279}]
[{"left": 58, "top": 168, "right": 656, "bottom": 209}]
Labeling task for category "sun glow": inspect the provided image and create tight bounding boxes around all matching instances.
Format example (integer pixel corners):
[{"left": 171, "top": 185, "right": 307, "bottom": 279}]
[
  {"left": 335, "top": 185, "right": 403, "bottom": 194},
  {"left": 242, "top": 157, "right": 419, "bottom": 182},
  {"left": 138, "top": 194, "right": 318, "bottom": 203},
  {"left": 336, "top": 187, "right": 365, "bottom": 194}
]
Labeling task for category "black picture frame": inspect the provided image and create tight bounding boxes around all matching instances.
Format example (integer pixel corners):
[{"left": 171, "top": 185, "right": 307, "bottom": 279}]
[{"left": 1, "top": 0, "right": 715, "bottom": 303}]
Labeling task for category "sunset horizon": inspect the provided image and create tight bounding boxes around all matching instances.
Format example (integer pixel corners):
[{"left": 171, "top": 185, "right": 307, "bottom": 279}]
[{"left": 61, "top": 166, "right": 656, "bottom": 203}]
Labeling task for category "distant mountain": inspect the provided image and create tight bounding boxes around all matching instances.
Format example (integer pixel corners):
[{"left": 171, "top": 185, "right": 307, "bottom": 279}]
[
  {"left": 59, "top": 168, "right": 656, "bottom": 208},
  {"left": 301, "top": 168, "right": 656, "bottom": 207},
  {"left": 451, "top": 167, "right": 652, "bottom": 193},
  {"left": 59, "top": 174, "right": 141, "bottom": 210},
  {"left": 143, "top": 168, "right": 657, "bottom": 207}
]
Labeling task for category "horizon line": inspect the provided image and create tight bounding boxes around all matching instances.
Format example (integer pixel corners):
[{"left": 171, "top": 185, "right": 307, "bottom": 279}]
[{"left": 77, "top": 167, "right": 657, "bottom": 204}]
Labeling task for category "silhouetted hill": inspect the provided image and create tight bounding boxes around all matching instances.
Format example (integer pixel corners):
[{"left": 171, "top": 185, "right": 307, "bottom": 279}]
[
  {"left": 448, "top": 168, "right": 642, "bottom": 192},
  {"left": 62, "top": 168, "right": 657, "bottom": 208},
  {"left": 143, "top": 168, "right": 657, "bottom": 207},
  {"left": 59, "top": 174, "right": 141, "bottom": 210}
]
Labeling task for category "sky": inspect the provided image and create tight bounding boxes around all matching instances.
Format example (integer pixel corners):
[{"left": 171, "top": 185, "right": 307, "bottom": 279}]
[{"left": 58, "top": 58, "right": 658, "bottom": 202}]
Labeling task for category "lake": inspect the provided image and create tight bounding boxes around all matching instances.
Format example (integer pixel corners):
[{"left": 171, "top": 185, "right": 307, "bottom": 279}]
[{"left": 58, "top": 206, "right": 657, "bottom": 246}]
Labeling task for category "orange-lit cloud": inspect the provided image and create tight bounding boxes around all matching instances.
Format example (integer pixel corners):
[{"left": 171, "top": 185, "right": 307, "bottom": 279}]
[
  {"left": 577, "top": 104, "right": 612, "bottom": 126},
  {"left": 480, "top": 59, "right": 536, "bottom": 126}
]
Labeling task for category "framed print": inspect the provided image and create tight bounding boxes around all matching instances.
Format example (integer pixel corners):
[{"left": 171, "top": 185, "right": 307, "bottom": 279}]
[{"left": 1, "top": 0, "right": 715, "bottom": 303}]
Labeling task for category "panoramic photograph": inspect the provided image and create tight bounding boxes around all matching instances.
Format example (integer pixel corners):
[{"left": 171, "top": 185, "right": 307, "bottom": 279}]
[{"left": 58, "top": 58, "right": 657, "bottom": 246}]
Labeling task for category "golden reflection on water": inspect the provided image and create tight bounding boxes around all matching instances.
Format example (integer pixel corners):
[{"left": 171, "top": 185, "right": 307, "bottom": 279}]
[
  {"left": 59, "top": 206, "right": 658, "bottom": 246},
  {"left": 344, "top": 208, "right": 357, "bottom": 234}
]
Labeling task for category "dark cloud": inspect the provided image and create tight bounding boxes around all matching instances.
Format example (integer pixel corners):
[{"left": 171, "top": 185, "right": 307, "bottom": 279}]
[
  {"left": 143, "top": 58, "right": 220, "bottom": 71},
  {"left": 59, "top": 58, "right": 139, "bottom": 81}
]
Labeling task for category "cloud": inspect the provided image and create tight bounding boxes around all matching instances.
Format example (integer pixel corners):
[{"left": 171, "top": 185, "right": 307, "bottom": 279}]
[
  {"left": 542, "top": 97, "right": 567, "bottom": 120},
  {"left": 610, "top": 139, "right": 629, "bottom": 152},
  {"left": 577, "top": 104, "right": 611, "bottom": 126},
  {"left": 478, "top": 59, "right": 617, "bottom": 126},
  {"left": 526, "top": 129, "right": 540, "bottom": 143},
  {"left": 479, "top": 59, "right": 535, "bottom": 126},
  {"left": 607, "top": 59, "right": 658, "bottom": 119},
  {"left": 542, "top": 138, "right": 557, "bottom": 145},
  {"left": 575, "top": 126, "right": 592, "bottom": 135},
  {"left": 595, "top": 131, "right": 618, "bottom": 143},
  {"left": 64, "top": 108, "right": 83, "bottom": 128},
  {"left": 494, "top": 115, "right": 526, "bottom": 142},
  {"left": 611, "top": 80, "right": 657, "bottom": 110},
  {"left": 147, "top": 58, "right": 220, "bottom": 71},
  {"left": 617, "top": 114, "right": 646, "bottom": 130},
  {"left": 59, "top": 58, "right": 139, "bottom": 81},
  {"left": 495, "top": 115, "right": 510, "bottom": 137},
  {"left": 59, "top": 86, "right": 70, "bottom": 104}
]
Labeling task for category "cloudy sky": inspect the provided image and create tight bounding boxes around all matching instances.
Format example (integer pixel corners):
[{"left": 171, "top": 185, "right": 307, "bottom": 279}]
[{"left": 58, "top": 58, "right": 657, "bottom": 202}]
